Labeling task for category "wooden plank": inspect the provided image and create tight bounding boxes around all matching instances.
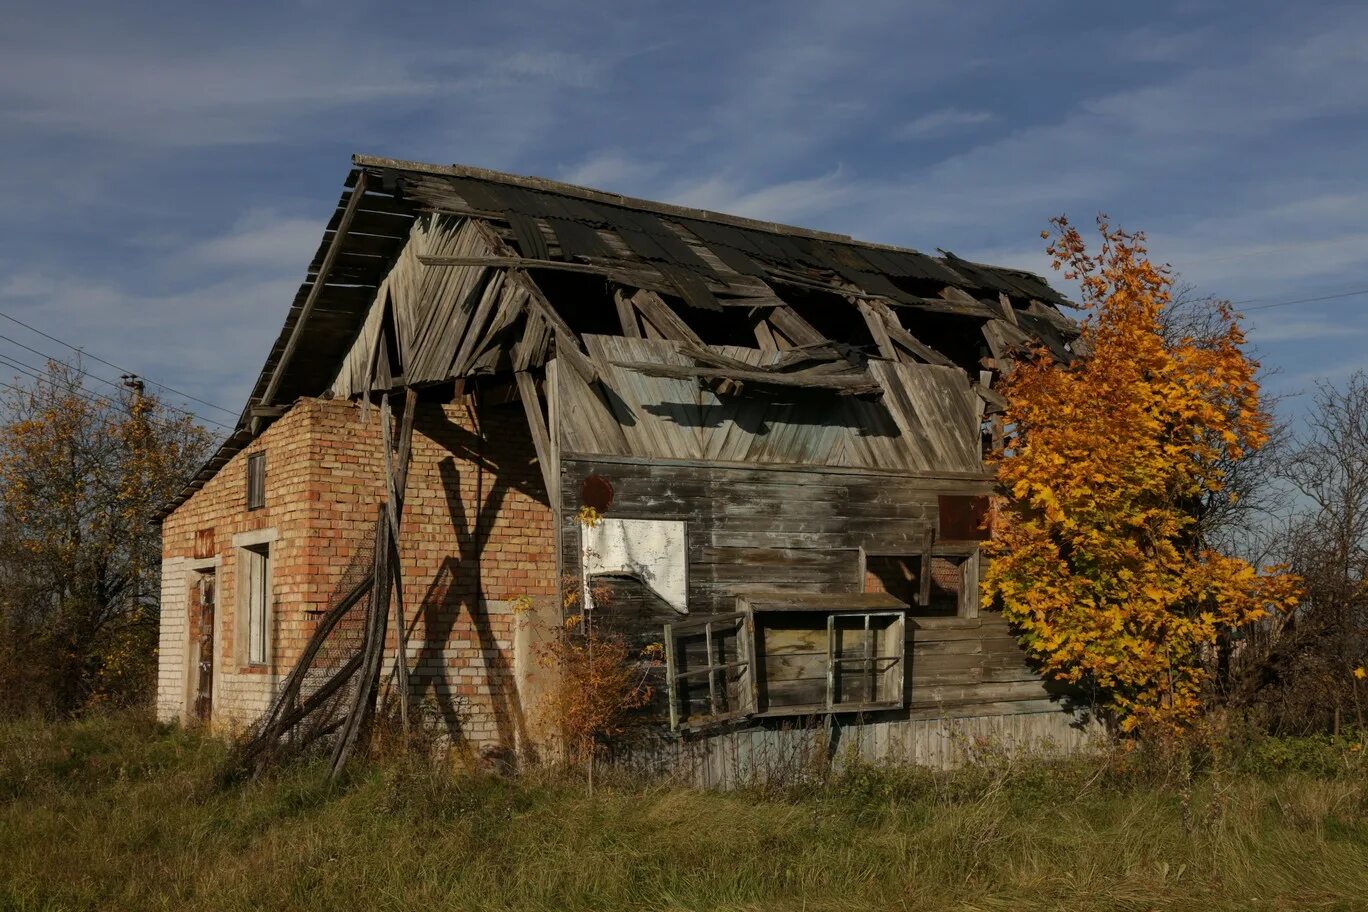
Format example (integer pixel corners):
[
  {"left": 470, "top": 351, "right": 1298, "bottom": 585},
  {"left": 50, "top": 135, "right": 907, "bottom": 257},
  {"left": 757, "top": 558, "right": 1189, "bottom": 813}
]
[
  {"left": 613, "top": 288, "right": 643, "bottom": 338},
  {"left": 629, "top": 289, "right": 705, "bottom": 345},
  {"left": 739, "top": 591, "right": 906, "bottom": 612},
  {"left": 610, "top": 360, "right": 882, "bottom": 396},
  {"left": 515, "top": 308, "right": 549, "bottom": 372},
  {"left": 515, "top": 371, "right": 559, "bottom": 507},
  {"left": 857, "top": 299, "right": 898, "bottom": 361},
  {"left": 767, "top": 305, "right": 826, "bottom": 346}
]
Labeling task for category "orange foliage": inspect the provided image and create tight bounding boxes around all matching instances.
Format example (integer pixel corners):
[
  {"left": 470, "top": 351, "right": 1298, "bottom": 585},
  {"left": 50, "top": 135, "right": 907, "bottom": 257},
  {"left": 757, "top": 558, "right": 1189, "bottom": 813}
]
[
  {"left": 982, "top": 217, "right": 1301, "bottom": 734},
  {"left": 538, "top": 614, "right": 654, "bottom": 762},
  {"left": 0, "top": 363, "right": 212, "bottom": 713}
]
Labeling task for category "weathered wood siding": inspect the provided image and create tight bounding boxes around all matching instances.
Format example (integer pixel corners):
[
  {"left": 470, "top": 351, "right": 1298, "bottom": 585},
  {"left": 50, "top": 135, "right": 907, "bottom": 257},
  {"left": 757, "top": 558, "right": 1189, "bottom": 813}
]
[
  {"left": 612, "top": 706, "right": 1099, "bottom": 788},
  {"left": 559, "top": 458, "right": 1071, "bottom": 726},
  {"left": 561, "top": 458, "right": 990, "bottom": 614},
  {"left": 561, "top": 336, "right": 985, "bottom": 473}
]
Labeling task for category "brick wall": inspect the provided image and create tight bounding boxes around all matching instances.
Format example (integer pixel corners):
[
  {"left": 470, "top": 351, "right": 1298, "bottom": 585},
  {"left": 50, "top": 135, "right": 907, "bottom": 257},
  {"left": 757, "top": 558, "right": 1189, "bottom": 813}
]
[{"left": 158, "top": 396, "right": 558, "bottom": 753}]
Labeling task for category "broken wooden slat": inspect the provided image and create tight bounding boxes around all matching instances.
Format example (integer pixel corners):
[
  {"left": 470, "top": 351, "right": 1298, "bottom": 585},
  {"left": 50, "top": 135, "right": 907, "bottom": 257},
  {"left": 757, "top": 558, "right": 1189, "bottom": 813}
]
[
  {"left": 515, "top": 371, "right": 560, "bottom": 507},
  {"left": 613, "top": 287, "right": 643, "bottom": 338},
  {"left": 628, "top": 289, "right": 705, "bottom": 346},
  {"left": 514, "top": 308, "right": 549, "bottom": 372},
  {"left": 766, "top": 305, "right": 826, "bottom": 347},
  {"left": 856, "top": 299, "right": 899, "bottom": 361},
  {"left": 610, "top": 359, "right": 883, "bottom": 396}
]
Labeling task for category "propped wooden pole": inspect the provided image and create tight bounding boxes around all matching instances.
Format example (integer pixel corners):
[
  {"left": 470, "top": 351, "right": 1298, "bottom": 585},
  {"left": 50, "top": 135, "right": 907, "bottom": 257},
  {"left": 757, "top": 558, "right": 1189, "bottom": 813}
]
[
  {"left": 331, "top": 388, "right": 419, "bottom": 779},
  {"left": 387, "top": 388, "right": 418, "bottom": 730}
]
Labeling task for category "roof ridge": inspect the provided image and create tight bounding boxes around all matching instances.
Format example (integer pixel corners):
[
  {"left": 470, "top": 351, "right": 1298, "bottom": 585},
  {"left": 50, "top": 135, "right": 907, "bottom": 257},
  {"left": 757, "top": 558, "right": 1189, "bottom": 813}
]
[{"left": 352, "top": 153, "right": 948, "bottom": 260}]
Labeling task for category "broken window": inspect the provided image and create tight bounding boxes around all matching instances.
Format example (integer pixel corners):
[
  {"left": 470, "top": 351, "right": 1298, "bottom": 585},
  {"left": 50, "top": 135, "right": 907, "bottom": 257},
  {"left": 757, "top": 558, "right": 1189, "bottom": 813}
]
[
  {"left": 863, "top": 555, "right": 921, "bottom": 608},
  {"left": 665, "top": 612, "right": 755, "bottom": 729},
  {"left": 246, "top": 453, "right": 266, "bottom": 511},
  {"left": 752, "top": 610, "right": 905, "bottom": 716},
  {"left": 863, "top": 550, "right": 980, "bottom": 618},
  {"left": 926, "top": 552, "right": 980, "bottom": 618},
  {"left": 664, "top": 595, "right": 907, "bottom": 729}
]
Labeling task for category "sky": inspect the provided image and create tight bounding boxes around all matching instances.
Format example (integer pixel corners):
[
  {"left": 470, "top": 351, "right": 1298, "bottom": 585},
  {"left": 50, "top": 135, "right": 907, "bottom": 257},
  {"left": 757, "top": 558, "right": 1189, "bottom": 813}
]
[{"left": 1, "top": 0, "right": 1366, "bottom": 435}]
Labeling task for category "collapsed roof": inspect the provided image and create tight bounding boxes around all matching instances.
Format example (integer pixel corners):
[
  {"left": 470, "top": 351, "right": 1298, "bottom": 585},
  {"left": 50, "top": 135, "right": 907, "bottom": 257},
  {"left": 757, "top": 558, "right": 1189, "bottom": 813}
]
[{"left": 158, "top": 154, "right": 1078, "bottom": 518}]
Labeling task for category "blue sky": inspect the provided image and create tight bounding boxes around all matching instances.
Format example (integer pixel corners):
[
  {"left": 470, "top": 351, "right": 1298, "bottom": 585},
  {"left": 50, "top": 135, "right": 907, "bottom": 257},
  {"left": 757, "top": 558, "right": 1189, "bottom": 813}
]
[{"left": 1, "top": 0, "right": 1365, "bottom": 433}]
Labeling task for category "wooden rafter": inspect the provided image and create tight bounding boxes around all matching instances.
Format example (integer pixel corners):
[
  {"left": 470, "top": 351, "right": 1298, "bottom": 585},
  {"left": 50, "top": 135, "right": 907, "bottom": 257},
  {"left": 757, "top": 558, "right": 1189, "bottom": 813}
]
[{"left": 258, "top": 171, "right": 370, "bottom": 419}]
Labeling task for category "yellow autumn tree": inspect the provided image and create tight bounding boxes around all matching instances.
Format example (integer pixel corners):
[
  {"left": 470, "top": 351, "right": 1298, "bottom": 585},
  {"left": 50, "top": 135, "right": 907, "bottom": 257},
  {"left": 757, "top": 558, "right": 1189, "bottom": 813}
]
[
  {"left": 0, "top": 362, "right": 212, "bottom": 716},
  {"left": 982, "top": 216, "right": 1301, "bottom": 734}
]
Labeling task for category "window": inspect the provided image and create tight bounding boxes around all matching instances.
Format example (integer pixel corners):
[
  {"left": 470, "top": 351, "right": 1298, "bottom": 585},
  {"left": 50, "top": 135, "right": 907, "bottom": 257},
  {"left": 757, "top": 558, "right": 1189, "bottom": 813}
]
[
  {"left": 664, "top": 594, "right": 907, "bottom": 729},
  {"left": 243, "top": 544, "right": 270, "bottom": 665},
  {"left": 665, "top": 612, "right": 755, "bottom": 729},
  {"left": 925, "top": 552, "right": 980, "bottom": 618},
  {"left": 246, "top": 453, "right": 266, "bottom": 511},
  {"left": 863, "top": 555, "right": 921, "bottom": 609},
  {"left": 752, "top": 609, "right": 904, "bottom": 716},
  {"left": 863, "top": 550, "right": 980, "bottom": 618}
]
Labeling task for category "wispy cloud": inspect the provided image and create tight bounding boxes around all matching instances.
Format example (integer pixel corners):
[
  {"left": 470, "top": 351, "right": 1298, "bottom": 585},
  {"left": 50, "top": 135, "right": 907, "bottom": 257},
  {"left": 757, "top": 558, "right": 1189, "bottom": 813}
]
[{"left": 897, "top": 108, "right": 995, "bottom": 140}]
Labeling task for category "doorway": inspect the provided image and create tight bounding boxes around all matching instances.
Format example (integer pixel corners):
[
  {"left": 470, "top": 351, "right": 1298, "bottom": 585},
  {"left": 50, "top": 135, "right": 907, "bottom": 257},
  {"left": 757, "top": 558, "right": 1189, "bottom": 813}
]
[{"left": 188, "top": 570, "right": 216, "bottom": 723}]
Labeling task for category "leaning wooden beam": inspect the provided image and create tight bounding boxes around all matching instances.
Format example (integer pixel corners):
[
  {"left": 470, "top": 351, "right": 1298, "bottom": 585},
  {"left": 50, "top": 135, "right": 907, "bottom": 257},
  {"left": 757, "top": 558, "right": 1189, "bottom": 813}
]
[
  {"left": 259, "top": 171, "right": 369, "bottom": 415},
  {"left": 613, "top": 288, "right": 643, "bottom": 338},
  {"left": 611, "top": 360, "right": 883, "bottom": 396},
  {"left": 464, "top": 220, "right": 599, "bottom": 389},
  {"left": 628, "top": 289, "right": 705, "bottom": 346},
  {"left": 767, "top": 305, "right": 826, "bottom": 347},
  {"left": 239, "top": 569, "right": 376, "bottom": 770},
  {"left": 515, "top": 371, "right": 560, "bottom": 507},
  {"left": 330, "top": 503, "right": 391, "bottom": 777},
  {"left": 866, "top": 300, "right": 957, "bottom": 368},
  {"left": 856, "top": 299, "right": 899, "bottom": 361},
  {"left": 331, "top": 390, "right": 419, "bottom": 779},
  {"left": 384, "top": 389, "right": 417, "bottom": 729}
]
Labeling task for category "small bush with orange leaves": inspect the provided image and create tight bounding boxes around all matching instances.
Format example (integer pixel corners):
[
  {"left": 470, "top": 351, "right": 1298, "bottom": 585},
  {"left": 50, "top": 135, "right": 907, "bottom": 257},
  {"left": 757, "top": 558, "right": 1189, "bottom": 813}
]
[
  {"left": 539, "top": 614, "right": 655, "bottom": 763},
  {"left": 983, "top": 216, "right": 1301, "bottom": 735}
]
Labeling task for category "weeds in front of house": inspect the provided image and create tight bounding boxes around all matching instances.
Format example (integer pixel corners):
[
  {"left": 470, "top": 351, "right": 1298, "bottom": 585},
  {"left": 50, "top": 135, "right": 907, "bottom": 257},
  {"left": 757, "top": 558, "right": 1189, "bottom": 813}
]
[{"left": 2, "top": 712, "right": 1366, "bottom": 911}]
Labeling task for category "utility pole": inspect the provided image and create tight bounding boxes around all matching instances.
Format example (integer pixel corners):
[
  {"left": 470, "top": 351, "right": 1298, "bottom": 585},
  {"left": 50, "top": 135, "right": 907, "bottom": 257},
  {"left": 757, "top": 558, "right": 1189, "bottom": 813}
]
[{"left": 120, "top": 374, "right": 145, "bottom": 417}]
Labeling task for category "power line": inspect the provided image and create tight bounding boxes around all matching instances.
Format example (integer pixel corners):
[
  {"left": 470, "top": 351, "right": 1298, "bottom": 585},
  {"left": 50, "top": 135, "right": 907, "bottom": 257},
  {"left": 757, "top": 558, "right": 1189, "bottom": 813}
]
[
  {"left": 1237, "top": 287, "right": 1368, "bottom": 313},
  {"left": 0, "top": 375, "right": 229, "bottom": 444},
  {"left": 0, "top": 333, "right": 234, "bottom": 430},
  {"left": 0, "top": 368, "right": 227, "bottom": 433},
  {"left": 0, "top": 345, "right": 235, "bottom": 431},
  {"left": 0, "top": 308, "right": 239, "bottom": 418}
]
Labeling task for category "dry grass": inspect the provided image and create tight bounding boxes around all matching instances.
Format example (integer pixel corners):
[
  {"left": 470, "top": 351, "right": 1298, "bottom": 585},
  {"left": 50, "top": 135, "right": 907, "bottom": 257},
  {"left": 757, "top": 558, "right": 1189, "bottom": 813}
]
[{"left": 1, "top": 714, "right": 1366, "bottom": 911}]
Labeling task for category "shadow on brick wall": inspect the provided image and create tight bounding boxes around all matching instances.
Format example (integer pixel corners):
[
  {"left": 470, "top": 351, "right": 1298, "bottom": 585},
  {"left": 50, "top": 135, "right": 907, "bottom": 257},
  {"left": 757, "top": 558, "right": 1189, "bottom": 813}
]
[{"left": 409, "top": 404, "right": 540, "bottom": 765}]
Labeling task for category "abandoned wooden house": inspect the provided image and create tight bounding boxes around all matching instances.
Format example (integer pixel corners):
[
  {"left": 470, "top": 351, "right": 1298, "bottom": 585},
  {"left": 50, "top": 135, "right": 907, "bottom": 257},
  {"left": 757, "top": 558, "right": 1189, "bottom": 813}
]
[{"left": 155, "top": 154, "right": 1093, "bottom": 778}]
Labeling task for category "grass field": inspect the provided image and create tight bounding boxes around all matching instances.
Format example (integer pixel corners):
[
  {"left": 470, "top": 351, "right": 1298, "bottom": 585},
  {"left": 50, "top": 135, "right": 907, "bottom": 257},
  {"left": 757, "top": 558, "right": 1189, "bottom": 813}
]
[{"left": 1, "top": 715, "right": 1366, "bottom": 911}]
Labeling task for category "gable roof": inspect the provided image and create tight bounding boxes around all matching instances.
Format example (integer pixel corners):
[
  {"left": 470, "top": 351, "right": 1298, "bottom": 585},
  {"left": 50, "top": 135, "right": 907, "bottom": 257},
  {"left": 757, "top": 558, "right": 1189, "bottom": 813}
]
[{"left": 158, "top": 153, "right": 1075, "bottom": 520}]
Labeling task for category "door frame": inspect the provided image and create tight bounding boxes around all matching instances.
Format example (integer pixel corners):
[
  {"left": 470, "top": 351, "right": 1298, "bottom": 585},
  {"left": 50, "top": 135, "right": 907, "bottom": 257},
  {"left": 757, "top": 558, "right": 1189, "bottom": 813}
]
[{"left": 183, "top": 556, "right": 220, "bottom": 725}]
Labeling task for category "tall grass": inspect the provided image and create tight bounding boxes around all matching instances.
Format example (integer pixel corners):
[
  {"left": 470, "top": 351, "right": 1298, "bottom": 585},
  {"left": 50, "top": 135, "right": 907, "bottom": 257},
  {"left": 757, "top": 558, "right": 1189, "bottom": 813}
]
[{"left": 1, "top": 714, "right": 1365, "bottom": 911}]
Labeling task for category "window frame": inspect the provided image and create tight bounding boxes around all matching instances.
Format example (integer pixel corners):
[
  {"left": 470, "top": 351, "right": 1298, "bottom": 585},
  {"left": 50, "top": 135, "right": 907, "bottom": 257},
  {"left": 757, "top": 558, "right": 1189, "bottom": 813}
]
[
  {"left": 246, "top": 452, "right": 266, "bottom": 511},
  {"left": 749, "top": 608, "right": 906, "bottom": 718},
  {"left": 242, "top": 543, "right": 271, "bottom": 666},
  {"left": 663, "top": 597, "right": 910, "bottom": 730},
  {"left": 664, "top": 611, "right": 756, "bottom": 731},
  {"left": 926, "top": 547, "right": 980, "bottom": 619},
  {"left": 861, "top": 545, "right": 981, "bottom": 619}
]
